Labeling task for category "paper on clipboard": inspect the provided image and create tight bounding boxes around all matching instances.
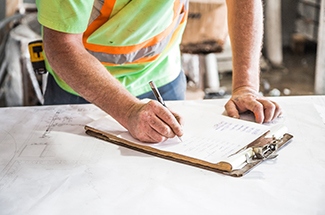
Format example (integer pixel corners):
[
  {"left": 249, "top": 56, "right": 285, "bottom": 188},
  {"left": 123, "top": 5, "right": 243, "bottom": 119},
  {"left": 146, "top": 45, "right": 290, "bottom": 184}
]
[{"left": 85, "top": 103, "right": 270, "bottom": 169}]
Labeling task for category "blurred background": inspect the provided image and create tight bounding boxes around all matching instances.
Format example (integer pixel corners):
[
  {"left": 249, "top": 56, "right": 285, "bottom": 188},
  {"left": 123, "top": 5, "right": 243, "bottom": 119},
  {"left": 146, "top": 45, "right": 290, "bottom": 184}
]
[{"left": 0, "top": 0, "right": 324, "bottom": 106}]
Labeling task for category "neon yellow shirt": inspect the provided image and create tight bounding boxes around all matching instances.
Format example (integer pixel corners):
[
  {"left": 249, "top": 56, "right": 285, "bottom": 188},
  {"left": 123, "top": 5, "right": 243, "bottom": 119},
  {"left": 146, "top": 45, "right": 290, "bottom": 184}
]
[{"left": 36, "top": 0, "right": 188, "bottom": 96}]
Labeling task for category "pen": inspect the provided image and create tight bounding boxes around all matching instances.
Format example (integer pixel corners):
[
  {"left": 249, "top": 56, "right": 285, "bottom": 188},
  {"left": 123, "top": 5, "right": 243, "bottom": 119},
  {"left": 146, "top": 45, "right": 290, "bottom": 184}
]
[{"left": 149, "top": 81, "right": 183, "bottom": 142}]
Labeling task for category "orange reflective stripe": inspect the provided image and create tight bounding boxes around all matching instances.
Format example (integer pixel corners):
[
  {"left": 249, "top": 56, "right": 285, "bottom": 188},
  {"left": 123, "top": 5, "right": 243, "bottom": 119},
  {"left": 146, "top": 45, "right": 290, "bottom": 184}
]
[
  {"left": 84, "top": 16, "right": 179, "bottom": 54},
  {"left": 173, "top": 0, "right": 181, "bottom": 20},
  {"left": 99, "top": 19, "right": 187, "bottom": 66},
  {"left": 180, "top": 8, "right": 188, "bottom": 23},
  {"left": 83, "top": 0, "right": 185, "bottom": 55},
  {"left": 165, "top": 13, "right": 188, "bottom": 51},
  {"left": 83, "top": 0, "right": 116, "bottom": 45},
  {"left": 87, "top": 10, "right": 187, "bottom": 65}
]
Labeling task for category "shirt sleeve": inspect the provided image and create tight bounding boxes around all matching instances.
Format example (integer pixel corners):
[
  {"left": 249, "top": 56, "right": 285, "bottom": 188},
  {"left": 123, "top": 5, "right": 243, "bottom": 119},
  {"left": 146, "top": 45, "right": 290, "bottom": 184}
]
[{"left": 36, "top": 0, "right": 95, "bottom": 34}]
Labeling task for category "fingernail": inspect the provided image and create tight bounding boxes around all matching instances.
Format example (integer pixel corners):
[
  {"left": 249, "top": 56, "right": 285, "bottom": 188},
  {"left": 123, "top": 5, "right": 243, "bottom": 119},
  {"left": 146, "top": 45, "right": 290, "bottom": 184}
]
[{"left": 232, "top": 115, "right": 237, "bottom": 118}]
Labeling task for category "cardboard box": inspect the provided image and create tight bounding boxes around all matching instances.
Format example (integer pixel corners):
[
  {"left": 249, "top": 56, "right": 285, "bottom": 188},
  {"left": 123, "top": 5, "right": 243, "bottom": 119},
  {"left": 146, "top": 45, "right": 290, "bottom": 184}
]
[{"left": 181, "top": 0, "right": 228, "bottom": 54}]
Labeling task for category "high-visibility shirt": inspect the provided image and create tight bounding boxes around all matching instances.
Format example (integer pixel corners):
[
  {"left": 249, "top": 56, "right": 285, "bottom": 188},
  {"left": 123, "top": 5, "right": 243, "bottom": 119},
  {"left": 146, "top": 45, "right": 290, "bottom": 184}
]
[{"left": 36, "top": 0, "right": 189, "bottom": 96}]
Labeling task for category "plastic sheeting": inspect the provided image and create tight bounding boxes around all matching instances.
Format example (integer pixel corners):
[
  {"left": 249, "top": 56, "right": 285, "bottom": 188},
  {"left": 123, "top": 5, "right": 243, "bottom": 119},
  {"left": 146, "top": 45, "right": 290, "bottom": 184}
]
[{"left": 0, "top": 12, "right": 44, "bottom": 106}]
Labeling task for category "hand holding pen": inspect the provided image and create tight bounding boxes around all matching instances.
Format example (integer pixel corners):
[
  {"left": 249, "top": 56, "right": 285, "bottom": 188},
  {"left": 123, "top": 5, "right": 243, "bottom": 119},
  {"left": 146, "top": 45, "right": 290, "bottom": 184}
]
[
  {"left": 149, "top": 81, "right": 183, "bottom": 142},
  {"left": 123, "top": 82, "right": 184, "bottom": 143}
]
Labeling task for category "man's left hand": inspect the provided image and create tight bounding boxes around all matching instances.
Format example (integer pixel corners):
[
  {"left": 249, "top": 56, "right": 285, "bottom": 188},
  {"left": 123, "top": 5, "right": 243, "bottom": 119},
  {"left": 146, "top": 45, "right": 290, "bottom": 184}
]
[{"left": 225, "top": 87, "right": 282, "bottom": 123}]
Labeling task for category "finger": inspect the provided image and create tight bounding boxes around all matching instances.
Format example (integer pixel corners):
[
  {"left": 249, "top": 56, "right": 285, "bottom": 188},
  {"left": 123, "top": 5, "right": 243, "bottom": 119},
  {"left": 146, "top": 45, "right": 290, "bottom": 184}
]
[
  {"left": 136, "top": 120, "right": 169, "bottom": 143},
  {"left": 146, "top": 127, "right": 168, "bottom": 143},
  {"left": 272, "top": 101, "right": 282, "bottom": 120},
  {"left": 224, "top": 100, "right": 240, "bottom": 119},
  {"left": 170, "top": 111, "right": 184, "bottom": 137},
  {"left": 244, "top": 100, "right": 264, "bottom": 123},
  {"left": 142, "top": 101, "right": 176, "bottom": 138},
  {"left": 169, "top": 110, "right": 184, "bottom": 127},
  {"left": 149, "top": 114, "right": 176, "bottom": 139},
  {"left": 131, "top": 124, "right": 166, "bottom": 143},
  {"left": 155, "top": 108, "right": 183, "bottom": 137},
  {"left": 257, "top": 99, "right": 276, "bottom": 123}
]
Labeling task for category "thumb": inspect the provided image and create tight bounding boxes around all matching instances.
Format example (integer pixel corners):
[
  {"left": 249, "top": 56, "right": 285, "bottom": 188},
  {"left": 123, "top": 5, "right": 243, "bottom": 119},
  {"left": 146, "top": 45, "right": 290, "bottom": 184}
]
[{"left": 225, "top": 100, "right": 240, "bottom": 119}]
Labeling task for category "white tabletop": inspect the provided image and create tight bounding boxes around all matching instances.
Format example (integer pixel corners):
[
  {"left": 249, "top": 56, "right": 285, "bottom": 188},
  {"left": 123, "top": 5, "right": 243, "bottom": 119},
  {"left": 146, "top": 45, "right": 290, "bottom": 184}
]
[{"left": 1, "top": 96, "right": 325, "bottom": 215}]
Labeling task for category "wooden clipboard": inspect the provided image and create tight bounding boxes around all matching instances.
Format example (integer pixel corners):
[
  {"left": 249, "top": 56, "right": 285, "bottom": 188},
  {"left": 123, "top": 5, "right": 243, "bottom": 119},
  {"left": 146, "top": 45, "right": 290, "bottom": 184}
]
[{"left": 85, "top": 124, "right": 293, "bottom": 177}]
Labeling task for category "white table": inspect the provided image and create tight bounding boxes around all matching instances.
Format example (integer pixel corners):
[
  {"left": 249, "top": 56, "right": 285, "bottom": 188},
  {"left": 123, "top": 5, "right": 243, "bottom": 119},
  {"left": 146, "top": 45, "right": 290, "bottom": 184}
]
[{"left": 1, "top": 96, "right": 325, "bottom": 215}]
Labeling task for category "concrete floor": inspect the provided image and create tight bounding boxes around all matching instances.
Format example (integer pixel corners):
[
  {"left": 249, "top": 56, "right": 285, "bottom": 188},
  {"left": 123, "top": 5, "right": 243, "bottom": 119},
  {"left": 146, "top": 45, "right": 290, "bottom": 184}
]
[
  {"left": 186, "top": 43, "right": 317, "bottom": 100},
  {"left": 259, "top": 45, "right": 316, "bottom": 96}
]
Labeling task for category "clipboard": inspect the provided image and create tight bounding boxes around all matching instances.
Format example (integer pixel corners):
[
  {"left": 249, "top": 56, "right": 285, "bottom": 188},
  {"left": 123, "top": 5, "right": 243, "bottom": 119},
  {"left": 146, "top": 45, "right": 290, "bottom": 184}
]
[{"left": 85, "top": 121, "right": 293, "bottom": 177}]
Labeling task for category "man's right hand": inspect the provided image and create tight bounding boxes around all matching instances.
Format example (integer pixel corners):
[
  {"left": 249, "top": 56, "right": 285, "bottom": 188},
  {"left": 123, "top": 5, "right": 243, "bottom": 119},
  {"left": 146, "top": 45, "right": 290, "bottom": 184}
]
[
  {"left": 42, "top": 27, "right": 183, "bottom": 143},
  {"left": 125, "top": 100, "right": 184, "bottom": 143}
]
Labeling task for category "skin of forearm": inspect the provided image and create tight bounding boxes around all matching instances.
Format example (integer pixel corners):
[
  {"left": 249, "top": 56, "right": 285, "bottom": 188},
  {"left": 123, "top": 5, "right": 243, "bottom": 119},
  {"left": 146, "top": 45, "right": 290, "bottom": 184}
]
[
  {"left": 226, "top": 0, "right": 263, "bottom": 92},
  {"left": 43, "top": 27, "right": 139, "bottom": 129}
]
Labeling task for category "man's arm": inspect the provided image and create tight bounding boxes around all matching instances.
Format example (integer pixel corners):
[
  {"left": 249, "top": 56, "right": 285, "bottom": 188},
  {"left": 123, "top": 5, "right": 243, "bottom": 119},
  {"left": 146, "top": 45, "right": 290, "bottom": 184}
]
[
  {"left": 224, "top": 0, "right": 282, "bottom": 123},
  {"left": 42, "top": 27, "right": 183, "bottom": 142}
]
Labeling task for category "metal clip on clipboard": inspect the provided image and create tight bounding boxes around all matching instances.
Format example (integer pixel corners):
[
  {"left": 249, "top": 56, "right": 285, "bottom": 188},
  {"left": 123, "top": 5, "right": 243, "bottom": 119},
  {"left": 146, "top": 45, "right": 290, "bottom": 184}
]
[
  {"left": 224, "top": 124, "right": 293, "bottom": 177},
  {"left": 248, "top": 142, "right": 278, "bottom": 163}
]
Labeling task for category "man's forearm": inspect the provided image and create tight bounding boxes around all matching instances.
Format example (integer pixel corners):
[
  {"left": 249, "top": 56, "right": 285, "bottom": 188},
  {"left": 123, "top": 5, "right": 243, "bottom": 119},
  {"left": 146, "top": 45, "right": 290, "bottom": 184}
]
[
  {"left": 43, "top": 27, "right": 139, "bottom": 129},
  {"left": 226, "top": 0, "right": 263, "bottom": 92}
]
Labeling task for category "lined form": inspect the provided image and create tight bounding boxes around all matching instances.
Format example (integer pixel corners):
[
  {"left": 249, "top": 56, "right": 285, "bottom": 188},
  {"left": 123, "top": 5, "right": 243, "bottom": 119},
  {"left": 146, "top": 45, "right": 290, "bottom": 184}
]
[
  {"left": 148, "top": 116, "right": 268, "bottom": 163},
  {"left": 88, "top": 103, "right": 269, "bottom": 164}
]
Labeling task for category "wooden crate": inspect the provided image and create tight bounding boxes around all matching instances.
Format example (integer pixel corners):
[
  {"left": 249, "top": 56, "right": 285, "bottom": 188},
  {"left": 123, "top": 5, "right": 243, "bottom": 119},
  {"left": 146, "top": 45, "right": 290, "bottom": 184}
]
[{"left": 180, "top": 0, "right": 228, "bottom": 54}]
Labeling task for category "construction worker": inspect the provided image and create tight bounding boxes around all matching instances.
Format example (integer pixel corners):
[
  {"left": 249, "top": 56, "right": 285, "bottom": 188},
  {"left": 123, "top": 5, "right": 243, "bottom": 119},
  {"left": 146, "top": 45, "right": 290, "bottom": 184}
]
[{"left": 35, "top": 0, "right": 281, "bottom": 142}]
